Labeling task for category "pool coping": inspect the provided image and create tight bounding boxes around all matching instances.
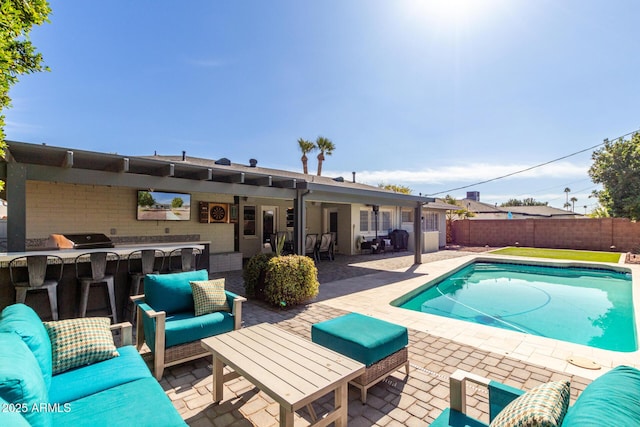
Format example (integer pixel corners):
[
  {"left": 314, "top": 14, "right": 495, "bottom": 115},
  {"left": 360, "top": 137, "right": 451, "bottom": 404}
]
[{"left": 321, "top": 253, "right": 640, "bottom": 381}]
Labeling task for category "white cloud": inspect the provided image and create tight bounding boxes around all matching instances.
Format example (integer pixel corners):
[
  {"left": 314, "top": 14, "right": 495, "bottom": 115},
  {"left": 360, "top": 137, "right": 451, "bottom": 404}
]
[{"left": 330, "top": 161, "right": 589, "bottom": 186}]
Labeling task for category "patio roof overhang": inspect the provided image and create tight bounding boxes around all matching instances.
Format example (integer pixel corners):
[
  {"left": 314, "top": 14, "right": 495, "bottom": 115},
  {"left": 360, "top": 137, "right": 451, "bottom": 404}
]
[{"left": 1, "top": 141, "right": 434, "bottom": 254}]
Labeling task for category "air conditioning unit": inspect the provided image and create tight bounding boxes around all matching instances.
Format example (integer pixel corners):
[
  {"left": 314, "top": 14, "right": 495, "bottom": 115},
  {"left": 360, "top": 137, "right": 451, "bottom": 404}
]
[{"left": 208, "top": 203, "right": 229, "bottom": 223}]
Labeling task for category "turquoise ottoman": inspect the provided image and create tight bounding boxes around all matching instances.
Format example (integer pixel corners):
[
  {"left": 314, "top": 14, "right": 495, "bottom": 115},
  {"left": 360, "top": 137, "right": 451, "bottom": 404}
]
[{"left": 311, "top": 313, "right": 410, "bottom": 402}]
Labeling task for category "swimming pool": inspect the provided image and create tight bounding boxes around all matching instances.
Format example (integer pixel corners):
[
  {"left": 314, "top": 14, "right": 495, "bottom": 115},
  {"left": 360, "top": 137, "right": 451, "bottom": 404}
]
[{"left": 394, "top": 261, "right": 637, "bottom": 352}]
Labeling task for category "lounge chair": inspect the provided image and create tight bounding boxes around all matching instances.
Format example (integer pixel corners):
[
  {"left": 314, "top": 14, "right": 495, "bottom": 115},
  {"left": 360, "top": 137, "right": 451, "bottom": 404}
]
[
  {"left": 305, "top": 234, "right": 318, "bottom": 262},
  {"left": 317, "top": 232, "right": 334, "bottom": 260},
  {"left": 430, "top": 365, "right": 640, "bottom": 426}
]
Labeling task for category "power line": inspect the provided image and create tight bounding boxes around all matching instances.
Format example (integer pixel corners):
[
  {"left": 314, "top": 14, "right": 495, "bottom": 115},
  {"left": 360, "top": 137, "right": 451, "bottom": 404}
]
[{"left": 426, "top": 128, "right": 640, "bottom": 197}]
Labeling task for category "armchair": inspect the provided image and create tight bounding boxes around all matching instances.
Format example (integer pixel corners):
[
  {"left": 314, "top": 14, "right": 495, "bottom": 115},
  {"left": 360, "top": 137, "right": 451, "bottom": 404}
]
[{"left": 132, "top": 270, "right": 246, "bottom": 380}]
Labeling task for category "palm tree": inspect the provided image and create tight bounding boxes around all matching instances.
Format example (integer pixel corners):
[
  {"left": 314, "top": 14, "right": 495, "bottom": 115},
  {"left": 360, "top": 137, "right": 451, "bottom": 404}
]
[
  {"left": 564, "top": 202, "right": 571, "bottom": 211},
  {"left": 315, "top": 136, "right": 335, "bottom": 176},
  {"left": 297, "top": 138, "right": 316, "bottom": 174},
  {"left": 570, "top": 196, "right": 578, "bottom": 212},
  {"left": 564, "top": 187, "right": 571, "bottom": 209}
]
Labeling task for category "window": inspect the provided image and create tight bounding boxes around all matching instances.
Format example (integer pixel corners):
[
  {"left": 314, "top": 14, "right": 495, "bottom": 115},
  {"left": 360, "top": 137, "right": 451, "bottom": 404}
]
[
  {"left": 243, "top": 206, "right": 256, "bottom": 236},
  {"left": 423, "top": 212, "right": 439, "bottom": 231},
  {"left": 380, "top": 211, "right": 391, "bottom": 232},
  {"left": 359, "top": 208, "right": 392, "bottom": 234},
  {"left": 401, "top": 210, "right": 413, "bottom": 223},
  {"left": 359, "top": 210, "right": 369, "bottom": 232}
]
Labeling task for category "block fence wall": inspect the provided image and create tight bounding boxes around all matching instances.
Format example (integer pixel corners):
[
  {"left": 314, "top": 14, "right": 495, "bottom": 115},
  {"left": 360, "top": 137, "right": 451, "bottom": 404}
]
[{"left": 451, "top": 218, "right": 640, "bottom": 252}]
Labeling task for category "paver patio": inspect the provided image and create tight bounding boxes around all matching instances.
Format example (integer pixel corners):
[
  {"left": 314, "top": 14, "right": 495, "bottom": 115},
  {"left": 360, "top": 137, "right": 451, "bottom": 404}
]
[{"left": 149, "top": 249, "right": 596, "bottom": 426}]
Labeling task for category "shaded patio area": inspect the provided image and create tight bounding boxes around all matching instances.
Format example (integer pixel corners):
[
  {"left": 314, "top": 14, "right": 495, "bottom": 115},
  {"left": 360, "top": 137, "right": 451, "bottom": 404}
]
[{"left": 156, "top": 249, "right": 594, "bottom": 426}]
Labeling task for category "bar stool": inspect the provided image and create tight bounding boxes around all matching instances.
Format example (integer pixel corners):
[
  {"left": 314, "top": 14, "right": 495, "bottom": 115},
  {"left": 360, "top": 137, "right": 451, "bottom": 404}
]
[
  {"left": 75, "top": 251, "right": 120, "bottom": 323},
  {"left": 168, "top": 247, "right": 201, "bottom": 272},
  {"left": 124, "top": 249, "right": 165, "bottom": 322},
  {"left": 9, "top": 255, "right": 64, "bottom": 321}
]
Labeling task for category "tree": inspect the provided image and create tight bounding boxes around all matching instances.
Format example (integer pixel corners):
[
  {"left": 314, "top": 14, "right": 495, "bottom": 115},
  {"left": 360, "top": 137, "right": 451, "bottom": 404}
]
[
  {"left": 138, "top": 191, "right": 155, "bottom": 207},
  {"left": 589, "top": 132, "right": 640, "bottom": 220},
  {"left": 315, "top": 136, "right": 335, "bottom": 176},
  {"left": 570, "top": 196, "right": 577, "bottom": 212},
  {"left": 443, "top": 195, "right": 475, "bottom": 220},
  {"left": 171, "top": 197, "right": 183, "bottom": 208},
  {"left": 297, "top": 138, "right": 316, "bottom": 174},
  {"left": 564, "top": 187, "right": 571, "bottom": 209},
  {"left": 501, "top": 198, "right": 548, "bottom": 207},
  {"left": 0, "top": 0, "right": 51, "bottom": 156},
  {"left": 378, "top": 183, "right": 412, "bottom": 194}
]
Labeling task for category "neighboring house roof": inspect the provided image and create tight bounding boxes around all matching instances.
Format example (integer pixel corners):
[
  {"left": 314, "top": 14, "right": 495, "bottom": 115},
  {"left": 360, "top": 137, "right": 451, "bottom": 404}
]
[
  {"left": 426, "top": 199, "right": 461, "bottom": 211},
  {"left": 460, "top": 198, "right": 583, "bottom": 218}
]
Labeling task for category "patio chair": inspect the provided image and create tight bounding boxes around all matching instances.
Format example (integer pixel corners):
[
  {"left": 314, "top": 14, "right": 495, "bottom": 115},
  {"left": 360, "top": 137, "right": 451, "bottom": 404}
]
[
  {"left": 133, "top": 269, "right": 246, "bottom": 380},
  {"left": 305, "top": 234, "right": 319, "bottom": 262},
  {"left": 9, "top": 255, "right": 64, "bottom": 321},
  {"left": 75, "top": 251, "right": 120, "bottom": 323},
  {"left": 431, "top": 366, "right": 640, "bottom": 427},
  {"left": 168, "top": 247, "right": 201, "bottom": 272},
  {"left": 317, "top": 232, "right": 334, "bottom": 261},
  {"left": 123, "top": 248, "right": 166, "bottom": 322}
]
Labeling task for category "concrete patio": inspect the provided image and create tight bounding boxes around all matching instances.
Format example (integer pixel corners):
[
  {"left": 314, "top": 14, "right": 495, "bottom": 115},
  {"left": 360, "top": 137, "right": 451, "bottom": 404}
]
[{"left": 154, "top": 248, "right": 600, "bottom": 426}]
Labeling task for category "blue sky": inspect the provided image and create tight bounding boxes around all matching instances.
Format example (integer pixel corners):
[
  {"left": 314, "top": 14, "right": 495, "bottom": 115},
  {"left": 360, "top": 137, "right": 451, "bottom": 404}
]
[{"left": 6, "top": 0, "right": 640, "bottom": 211}]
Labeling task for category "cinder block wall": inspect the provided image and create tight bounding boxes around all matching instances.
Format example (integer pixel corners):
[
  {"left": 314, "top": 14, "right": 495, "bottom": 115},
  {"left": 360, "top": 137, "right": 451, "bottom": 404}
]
[
  {"left": 451, "top": 218, "right": 640, "bottom": 252},
  {"left": 26, "top": 181, "right": 234, "bottom": 253}
]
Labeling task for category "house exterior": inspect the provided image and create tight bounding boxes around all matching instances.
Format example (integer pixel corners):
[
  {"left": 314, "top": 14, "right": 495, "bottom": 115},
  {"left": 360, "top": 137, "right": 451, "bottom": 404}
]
[
  {"left": 460, "top": 199, "right": 584, "bottom": 220},
  {"left": 1, "top": 141, "right": 454, "bottom": 270}
]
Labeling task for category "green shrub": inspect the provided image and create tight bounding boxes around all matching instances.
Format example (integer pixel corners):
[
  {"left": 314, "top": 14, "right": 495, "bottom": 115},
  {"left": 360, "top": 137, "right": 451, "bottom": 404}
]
[
  {"left": 242, "top": 252, "right": 275, "bottom": 297},
  {"left": 264, "top": 255, "right": 319, "bottom": 307}
]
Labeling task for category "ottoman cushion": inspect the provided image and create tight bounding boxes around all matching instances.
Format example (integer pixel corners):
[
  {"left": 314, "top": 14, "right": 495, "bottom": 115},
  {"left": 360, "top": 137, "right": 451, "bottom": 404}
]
[{"left": 311, "top": 313, "right": 408, "bottom": 366}]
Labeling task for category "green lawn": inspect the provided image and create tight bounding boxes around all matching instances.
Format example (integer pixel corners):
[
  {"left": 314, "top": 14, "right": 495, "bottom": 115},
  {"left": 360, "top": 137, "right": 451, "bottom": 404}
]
[{"left": 489, "top": 247, "right": 622, "bottom": 263}]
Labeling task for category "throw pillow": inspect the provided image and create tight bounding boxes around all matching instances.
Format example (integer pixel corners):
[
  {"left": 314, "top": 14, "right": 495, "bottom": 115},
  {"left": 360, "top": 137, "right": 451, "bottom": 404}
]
[
  {"left": 489, "top": 380, "right": 570, "bottom": 427},
  {"left": 43, "top": 317, "right": 119, "bottom": 375},
  {"left": 190, "top": 279, "right": 230, "bottom": 316}
]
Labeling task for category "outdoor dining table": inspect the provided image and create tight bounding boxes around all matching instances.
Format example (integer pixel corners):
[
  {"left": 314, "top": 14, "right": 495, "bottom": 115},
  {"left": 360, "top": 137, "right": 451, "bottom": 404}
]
[{"left": 201, "top": 323, "right": 365, "bottom": 427}]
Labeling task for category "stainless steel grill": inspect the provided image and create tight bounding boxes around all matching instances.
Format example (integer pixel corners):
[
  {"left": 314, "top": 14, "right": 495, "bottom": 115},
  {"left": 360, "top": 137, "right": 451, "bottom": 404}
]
[{"left": 47, "top": 233, "right": 114, "bottom": 249}]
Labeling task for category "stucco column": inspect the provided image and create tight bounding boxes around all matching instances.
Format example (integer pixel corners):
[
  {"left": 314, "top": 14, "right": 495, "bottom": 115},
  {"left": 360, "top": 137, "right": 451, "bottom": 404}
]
[
  {"left": 6, "top": 162, "right": 27, "bottom": 252},
  {"left": 414, "top": 203, "right": 422, "bottom": 264}
]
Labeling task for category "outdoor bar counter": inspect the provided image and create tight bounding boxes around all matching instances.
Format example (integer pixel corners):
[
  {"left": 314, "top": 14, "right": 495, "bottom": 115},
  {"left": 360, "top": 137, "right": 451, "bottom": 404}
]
[{"left": 0, "top": 242, "right": 210, "bottom": 321}]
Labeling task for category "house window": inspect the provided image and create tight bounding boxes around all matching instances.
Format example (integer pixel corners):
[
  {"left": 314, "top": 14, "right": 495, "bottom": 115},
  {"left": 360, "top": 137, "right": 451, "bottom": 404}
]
[
  {"left": 401, "top": 210, "right": 413, "bottom": 223},
  {"left": 360, "top": 208, "right": 392, "bottom": 234},
  {"left": 359, "top": 210, "right": 369, "bottom": 232},
  {"left": 380, "top": 211, "right": 391, "bottom": 232},
  {"left": 423, "top": 212, "right": 439, "bottom": 231},
  {"left": 243, "top": 206, "right": 256, "bottom": 236}
]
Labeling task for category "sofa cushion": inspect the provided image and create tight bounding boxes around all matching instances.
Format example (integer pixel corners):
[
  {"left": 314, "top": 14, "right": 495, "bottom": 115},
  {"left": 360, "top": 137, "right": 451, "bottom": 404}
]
[
  {"left": 190, "top": 279, "right": 230, "bottom": 316},
  {"left": 52, "top": 377, "right": 186, "bottom": 426},
  {"left": 49, "top": 346, "right": 151, "bottom": 404},
  {"left": 561, "top": 365, "right": 640, "bottom": 427},
  {"left": 164, "top": 311, "right": 234, "bottom": 348},
  {"left": 0, "top": 303, "right": 53, "bottom": 389},
  {"left": 145, "top": 270, "right": 208, "bottom": 314},
  {"left": 489, "top": 380, "right": 570, "bottom": 427},
  {"left": 0, "top": 332, "right": 50, "bottom": 427},
  {"left": 0, "top": 395, "right": 31, "bottom": 427},
  {"left": 44, "top": 317, "right": 119, "bottom": 375},
  {"left": 311, "top": 313, "right": 409, "bottom": 366}
]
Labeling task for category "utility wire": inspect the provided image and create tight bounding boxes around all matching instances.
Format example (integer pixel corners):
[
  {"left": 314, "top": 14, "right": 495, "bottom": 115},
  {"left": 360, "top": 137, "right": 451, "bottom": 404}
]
[{"left": 426, "top": 128, "right": 639, "bottom": 197}]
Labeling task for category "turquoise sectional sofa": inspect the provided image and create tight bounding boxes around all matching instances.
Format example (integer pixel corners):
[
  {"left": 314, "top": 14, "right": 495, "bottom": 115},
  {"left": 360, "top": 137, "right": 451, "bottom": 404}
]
[
  {"left": 0, "top": 303, "right": 186, "bottom": 427},
  {"left": 431, "top": 365, "right": 640, "bottom": 426}
]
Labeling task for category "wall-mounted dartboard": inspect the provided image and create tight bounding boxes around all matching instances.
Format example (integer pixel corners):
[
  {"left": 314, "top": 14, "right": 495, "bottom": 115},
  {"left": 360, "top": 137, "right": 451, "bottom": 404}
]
[{"left": 208, "top": 203, "right": 229, "bottom": 223}]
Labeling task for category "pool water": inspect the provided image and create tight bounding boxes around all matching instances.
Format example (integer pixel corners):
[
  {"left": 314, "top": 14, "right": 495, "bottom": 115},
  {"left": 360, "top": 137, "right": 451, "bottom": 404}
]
[{"left": 395, "top": 262, "right": 637, "bottom": 352}]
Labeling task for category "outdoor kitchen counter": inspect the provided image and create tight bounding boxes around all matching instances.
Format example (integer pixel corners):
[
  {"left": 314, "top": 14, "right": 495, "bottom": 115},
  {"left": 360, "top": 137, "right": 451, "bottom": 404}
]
[{"left": 0, "top": 242, "right": 211, "bottom": 320}]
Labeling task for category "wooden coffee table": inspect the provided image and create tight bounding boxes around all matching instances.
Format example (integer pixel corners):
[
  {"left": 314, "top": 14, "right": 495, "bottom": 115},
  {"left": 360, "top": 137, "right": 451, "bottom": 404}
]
[{"left": 201, "top": 323, "right": 365, "bottom": 427}]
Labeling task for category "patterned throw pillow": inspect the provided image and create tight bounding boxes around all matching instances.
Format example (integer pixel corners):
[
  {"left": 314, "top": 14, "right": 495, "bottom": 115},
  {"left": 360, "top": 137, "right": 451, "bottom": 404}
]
[
  {"left": 489, "top": 380, "right": 570, "bottom": 427},
  {"left": 190, "top": 279, "right": 230, "bottom": 316},
  {"left": 43, "top": 317, "right": 119, "bottom": 375}
]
